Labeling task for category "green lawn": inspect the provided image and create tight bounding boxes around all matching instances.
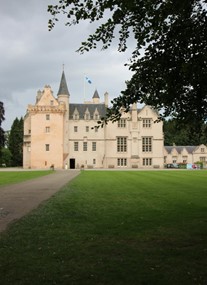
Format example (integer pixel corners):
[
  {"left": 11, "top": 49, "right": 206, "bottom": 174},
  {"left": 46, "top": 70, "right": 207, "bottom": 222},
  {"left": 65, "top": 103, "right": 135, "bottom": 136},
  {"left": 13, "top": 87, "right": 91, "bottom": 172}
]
[
  {"left": 0, "top": 170, "right": 207, "bottom": 284},
  {"left": 0, "top": 170, "right": 52, "bottom": 186}
]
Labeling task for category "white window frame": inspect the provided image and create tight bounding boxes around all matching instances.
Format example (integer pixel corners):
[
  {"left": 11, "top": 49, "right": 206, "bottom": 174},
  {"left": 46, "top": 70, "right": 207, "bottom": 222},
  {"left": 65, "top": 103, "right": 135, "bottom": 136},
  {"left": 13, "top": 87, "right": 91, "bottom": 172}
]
[
  {"left": 117, "top": 158, "right": 127, "bottom": 167},
  {"left": 83, "top": 142, "right": 87, "bottom": 151},
  {"left": 143, "top": 118, "right": 151, "bottom": 128},
  {"left": 74, "top": 142, "right": 79, "bottom": 151},
  {"left": 118, "top": 119, "right": 126, "bottom": 128},
  {"left": 45, "top": 144, "right": 50, "bottom": 151},
  {"left": 45, "top": 126, "right": 50, "bottom": 133},
  {"left": 143, "top": 158, "right": 152, "bottom": 166},
  {"left": 92, "top": 142, "right": 96, "bottom": 151},
  {"left": 142, "top": 137, "right": 152, "bottom": 152},
  {"left": 117, "top": 137, "right": 127, "bottom": 152}
]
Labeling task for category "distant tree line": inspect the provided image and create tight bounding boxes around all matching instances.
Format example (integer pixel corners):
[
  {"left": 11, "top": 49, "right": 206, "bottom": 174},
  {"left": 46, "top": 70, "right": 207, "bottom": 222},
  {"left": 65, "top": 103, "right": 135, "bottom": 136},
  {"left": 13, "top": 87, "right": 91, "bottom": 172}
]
[
  {"left": 163, "top": 119, "right": 207, "bottom": 146},
  {"left": 0, "top": 102, "right": 5, "bottom": 163},
  {"left": 8, "top": 117, "right": 24, "bottom": 166},
  {"left": 0, "top": 101, "right": 23, "bottom": 167}
]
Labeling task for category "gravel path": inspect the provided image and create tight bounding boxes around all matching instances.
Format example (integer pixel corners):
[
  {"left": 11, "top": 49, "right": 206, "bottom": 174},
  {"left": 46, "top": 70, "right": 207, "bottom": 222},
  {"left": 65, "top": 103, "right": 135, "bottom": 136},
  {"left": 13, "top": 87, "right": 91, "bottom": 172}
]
[{"left": 0, "top": 170, "right": 80, "bottom": 233}]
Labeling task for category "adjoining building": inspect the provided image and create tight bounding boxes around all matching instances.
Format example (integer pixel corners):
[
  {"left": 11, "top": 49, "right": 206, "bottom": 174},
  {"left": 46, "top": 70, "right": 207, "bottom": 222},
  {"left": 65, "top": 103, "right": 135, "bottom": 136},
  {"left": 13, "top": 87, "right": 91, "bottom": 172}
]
[
  {"left": 23, "top": 71, "right": 164, "bottom": 169},
  {"left": 164, "top": 145, "right": 207, "bottom": 166}
]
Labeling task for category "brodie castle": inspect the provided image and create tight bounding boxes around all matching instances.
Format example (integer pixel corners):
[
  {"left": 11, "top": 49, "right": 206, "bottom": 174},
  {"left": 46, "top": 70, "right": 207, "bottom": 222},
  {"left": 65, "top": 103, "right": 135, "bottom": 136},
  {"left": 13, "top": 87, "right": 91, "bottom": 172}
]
[{"left": 23, "top": 71, "right": 207, "bottom": 169}]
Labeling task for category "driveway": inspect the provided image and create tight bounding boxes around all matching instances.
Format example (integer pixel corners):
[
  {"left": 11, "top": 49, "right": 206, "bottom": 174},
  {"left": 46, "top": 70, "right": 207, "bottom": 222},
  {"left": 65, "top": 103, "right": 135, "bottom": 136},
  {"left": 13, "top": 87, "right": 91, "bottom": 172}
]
[{"left": 0, "top": 170, "right": 80, "bottom": 233}]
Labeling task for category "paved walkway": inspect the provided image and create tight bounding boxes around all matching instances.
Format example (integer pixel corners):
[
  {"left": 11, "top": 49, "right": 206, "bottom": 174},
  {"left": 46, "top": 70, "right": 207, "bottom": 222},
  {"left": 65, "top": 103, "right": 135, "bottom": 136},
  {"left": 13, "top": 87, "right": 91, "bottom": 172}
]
[{"left": 0, "top": 170, "right": 80, "bottom": 233}]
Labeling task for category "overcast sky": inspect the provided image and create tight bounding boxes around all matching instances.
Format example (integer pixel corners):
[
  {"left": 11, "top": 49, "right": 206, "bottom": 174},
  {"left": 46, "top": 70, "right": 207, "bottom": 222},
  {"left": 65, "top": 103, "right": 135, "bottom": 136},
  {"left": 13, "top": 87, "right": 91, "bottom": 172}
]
[{"left": 0, "top": 0, "right": 135, "bottom": 130}]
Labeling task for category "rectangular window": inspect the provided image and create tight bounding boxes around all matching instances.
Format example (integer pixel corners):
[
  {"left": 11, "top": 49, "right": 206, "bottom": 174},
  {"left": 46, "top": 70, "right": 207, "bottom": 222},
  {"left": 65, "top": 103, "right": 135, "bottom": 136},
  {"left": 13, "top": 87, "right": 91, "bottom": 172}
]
[
  {"left": 201, "top": 148, "right": 205, "bottom": 153},
  {"left": 94, "top": 126, "right": 98, "bottom": 132},
  {"left": 92, "top": 142, "right": 96, "bottom": 151},
  {"left": 86, "top": 126, "right": 89, "bottom": 132},
  {"left": 172, "top": 156, "right": 177, "bottom": 163},
  {"left": 74, "top": 114, "right": 79, "bottom": 120},
  {"left": 200, "top": 157, "right": 206, "bottom": 162},
  {"left": 94, "top": 114, "right": 99, "bottom": 120},
  {"left": 83, "top": 142, "right": 87, "bottom": 151},
  {"left": 182, "top": 156, "right": 188, "bottom": 163},
  {"left": 46, "top": 114, "right": 50, "bottom": 120},
  {"left": 142, "top": 137, "right": 152, "bottom": 152},
  {"left": 74, "top": 142, "right": 79, "bottom": 151},
  {"left": 45, "top": 144, "right": 50, "bottom": 151},
  {"left": 117, "top": 158, "right": 127, "bottom": 166},
  {"left": 117, "top": 137, "right": 127, "bottom": 152},
  {"left": 118, "top": 119, "right": 126, "bottom": 128},
  {"left": 93, "top": 159, "right": 96, "bottom": 165},
  {"left": 45, "top": 127, "right": 50, "bottom": 133},
  {"left": 143, "top": 158, "right": 152, "bottom": 166},
  {"left": 143, "top": 119, "right": 151, "bottom": 128},
  {"left": 85, "top": 114, "right": 90, "bottom": 120},
  {"left": 50, "top": 100, "right": 54, "bottom": 106},
  {"left": 74, "top": 126, "right": 78, "bottom": 132}
]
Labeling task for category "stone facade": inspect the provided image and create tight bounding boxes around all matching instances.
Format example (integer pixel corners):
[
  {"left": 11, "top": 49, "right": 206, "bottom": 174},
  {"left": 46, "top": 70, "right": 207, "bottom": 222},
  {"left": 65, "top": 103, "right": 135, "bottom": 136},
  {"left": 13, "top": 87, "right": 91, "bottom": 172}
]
[
  {"left": 23, "top": 71, "right": 164, "bottom": 169},
  {"left": 164, "top": 145, "right": 207, "bottom": 165},
  {"left": 23, "top": 71, "right": 207, "bottom": 169}
]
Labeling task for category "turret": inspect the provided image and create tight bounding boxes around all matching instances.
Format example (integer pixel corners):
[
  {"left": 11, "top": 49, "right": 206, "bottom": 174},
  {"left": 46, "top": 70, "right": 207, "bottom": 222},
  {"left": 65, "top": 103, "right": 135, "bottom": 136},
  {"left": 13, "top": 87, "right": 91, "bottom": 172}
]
[
  {"left": 92, "top": 89, "right": 100, "bottom": 104},
  {"left": 104, "top": 92, "right": 109, "bottom": 107},
  {"left": 57, "top": 70, "right": 70, "bottom": 112}
]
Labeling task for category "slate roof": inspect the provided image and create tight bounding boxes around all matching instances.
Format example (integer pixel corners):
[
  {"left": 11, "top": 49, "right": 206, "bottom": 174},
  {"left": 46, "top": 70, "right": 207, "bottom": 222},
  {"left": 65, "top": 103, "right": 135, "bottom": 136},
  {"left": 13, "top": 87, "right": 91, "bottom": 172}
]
[
  {"left": 164, "top": 146, "right": 197, "bottom": 154},
  {"left": 57, "top": 71, "right": 70, "bottom": 96},
  {"left": 92, "top": 90, "right": 100, "bottom": 99},
  {"left": 69, "top": 103, "right": 106, "bottom": 119}
]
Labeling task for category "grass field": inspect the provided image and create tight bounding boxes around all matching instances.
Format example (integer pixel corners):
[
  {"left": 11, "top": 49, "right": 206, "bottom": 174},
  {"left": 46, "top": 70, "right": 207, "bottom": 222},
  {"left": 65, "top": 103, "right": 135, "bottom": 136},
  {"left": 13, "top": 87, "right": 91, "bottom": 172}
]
[
  {"left": 0, "top": 170, "right": 52, "bottom": 186},
  {"left": 0, "top": 170, "right": 207, "bottom": 284}
]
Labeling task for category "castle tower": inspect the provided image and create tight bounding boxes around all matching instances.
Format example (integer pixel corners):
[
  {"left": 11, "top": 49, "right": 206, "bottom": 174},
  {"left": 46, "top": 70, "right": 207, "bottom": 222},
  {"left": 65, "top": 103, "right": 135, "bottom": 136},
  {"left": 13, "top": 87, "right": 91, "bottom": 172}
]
[
  {"left": 57, "top": 70, "right": 70, "bottom": 168},
  {"left": 57, "top": 70, "right": 70, "bottom": 116}
]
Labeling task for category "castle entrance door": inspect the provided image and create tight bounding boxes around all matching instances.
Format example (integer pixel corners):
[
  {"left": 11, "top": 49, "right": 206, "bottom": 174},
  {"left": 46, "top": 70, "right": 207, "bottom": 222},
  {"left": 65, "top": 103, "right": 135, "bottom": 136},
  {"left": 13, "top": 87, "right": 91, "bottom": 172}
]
[{"left": 70, "top": 158, "right": 75, "bottom": 169}]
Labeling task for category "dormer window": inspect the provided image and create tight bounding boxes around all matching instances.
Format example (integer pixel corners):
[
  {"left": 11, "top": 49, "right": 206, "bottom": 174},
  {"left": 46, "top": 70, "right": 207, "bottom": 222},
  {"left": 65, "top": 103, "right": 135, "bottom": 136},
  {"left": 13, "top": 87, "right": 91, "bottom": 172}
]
[
  {"left": 93, "top": 108, "right": 99, "bottom": 120},
  {"left": 73, "top": 108, "right": 79, "bottom": 120},
  {"left": 84, "top": 108, "right": 90, "bottom": 121},
  {"left": 85, "top": 114, "right": 90, "bottom": 120},
  {"left": 74, "top": 114, "right": 79, "bottom": 120},
  {"left": 94, "top": 114, "right": 99, "bottom": 120}
]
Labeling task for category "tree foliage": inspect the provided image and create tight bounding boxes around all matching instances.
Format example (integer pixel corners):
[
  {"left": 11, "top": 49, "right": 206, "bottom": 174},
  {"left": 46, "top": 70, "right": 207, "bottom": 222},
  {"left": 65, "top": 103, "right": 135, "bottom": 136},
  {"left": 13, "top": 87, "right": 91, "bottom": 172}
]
[
  {"left": 0, "top": 101, "right": 5, "bottom": 161},
  {"left": 8, "top": 117, "right": 23, "bottom": 166},
  {"left": 48, "top": 0, "right": 207, "bottom": 126},
  {"left": 0, "top": 147, "right": 12, "bottom": 167},
  {"left": 164, "top": 119, "right": 207, "bottom": 146}
]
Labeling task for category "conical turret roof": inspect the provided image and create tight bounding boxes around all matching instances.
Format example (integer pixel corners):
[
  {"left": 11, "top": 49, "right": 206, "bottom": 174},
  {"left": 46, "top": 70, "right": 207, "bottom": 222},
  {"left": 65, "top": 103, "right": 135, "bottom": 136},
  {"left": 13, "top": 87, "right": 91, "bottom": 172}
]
[
  {"left": 92, "top": 89, "right": 100, "bottom": 99},
  {"left": 57, "top": 71, "right": 70, "bottom": 96}
]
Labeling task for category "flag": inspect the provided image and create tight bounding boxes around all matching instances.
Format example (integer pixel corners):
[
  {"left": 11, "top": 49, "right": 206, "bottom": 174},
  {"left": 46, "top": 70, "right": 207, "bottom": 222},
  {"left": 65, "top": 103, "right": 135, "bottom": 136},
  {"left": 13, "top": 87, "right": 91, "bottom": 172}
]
[{"left": 85, "top": 76, "right": 92, "bottom": 84}]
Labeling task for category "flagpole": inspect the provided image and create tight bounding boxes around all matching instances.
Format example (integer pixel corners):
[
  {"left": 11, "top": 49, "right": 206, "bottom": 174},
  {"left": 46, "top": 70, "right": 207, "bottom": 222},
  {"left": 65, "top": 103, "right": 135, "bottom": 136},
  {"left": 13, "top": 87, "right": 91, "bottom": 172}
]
[{"left": 84, "top": 74, "right": 86, "bottom": 102}]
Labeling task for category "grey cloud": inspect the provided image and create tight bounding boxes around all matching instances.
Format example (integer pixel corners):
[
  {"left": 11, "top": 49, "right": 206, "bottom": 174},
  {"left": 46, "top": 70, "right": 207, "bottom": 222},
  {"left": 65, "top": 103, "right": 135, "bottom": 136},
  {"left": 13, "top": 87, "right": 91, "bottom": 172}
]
[{"left": 1, "top": 0, "right": 133, "bottom": 130}]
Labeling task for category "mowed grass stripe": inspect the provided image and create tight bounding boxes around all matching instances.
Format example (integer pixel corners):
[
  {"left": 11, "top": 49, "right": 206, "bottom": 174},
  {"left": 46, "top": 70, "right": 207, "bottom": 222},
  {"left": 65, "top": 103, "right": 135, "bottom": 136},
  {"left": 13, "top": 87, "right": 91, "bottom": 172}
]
[
  {"left": 0, "top": 170, "right": 206, "bottom": 285},
  {"left": 0, "top": 170, "right": 53, "bottom": 186}
]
